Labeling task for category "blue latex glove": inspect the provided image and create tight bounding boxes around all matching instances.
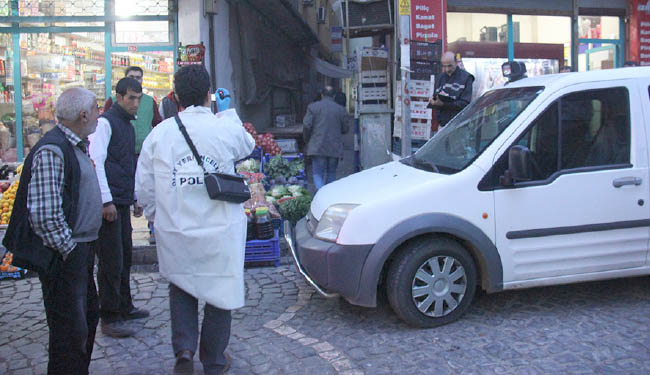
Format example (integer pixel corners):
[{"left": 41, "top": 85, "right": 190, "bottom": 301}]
[{"left": 215, "top": 88, "right": 231, "bottom": 112}]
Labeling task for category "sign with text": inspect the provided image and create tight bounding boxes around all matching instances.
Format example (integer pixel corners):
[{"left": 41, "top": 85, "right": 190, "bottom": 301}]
[
  {"left": 331, "top": 26, "right": 343, "bottom": 53},
  {"left": 638, "top": 0, "right": 650, "bottom": 65},
  {"left": 410, "top": 0, "right": 445, "bottom": 44}
]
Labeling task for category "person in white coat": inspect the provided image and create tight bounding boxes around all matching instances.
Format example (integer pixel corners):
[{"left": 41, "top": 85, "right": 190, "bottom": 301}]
[{"left": 135, "top": 65, "right": 255, "bottom": 375}]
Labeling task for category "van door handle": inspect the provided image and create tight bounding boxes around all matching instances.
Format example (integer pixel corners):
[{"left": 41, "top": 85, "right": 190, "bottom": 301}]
[{"left": 613, "top": 177, "right": 642, "bottom": 188}]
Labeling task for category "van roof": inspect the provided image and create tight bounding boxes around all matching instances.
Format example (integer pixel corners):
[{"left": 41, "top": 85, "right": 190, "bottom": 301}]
[{"left": 499, "top": 66, "right": 650, "bottom": 91}]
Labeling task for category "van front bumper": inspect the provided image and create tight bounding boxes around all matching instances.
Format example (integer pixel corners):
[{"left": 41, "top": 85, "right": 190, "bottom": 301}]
[{"left": 284, "top": 218, "right": 373, "bottom": 304}]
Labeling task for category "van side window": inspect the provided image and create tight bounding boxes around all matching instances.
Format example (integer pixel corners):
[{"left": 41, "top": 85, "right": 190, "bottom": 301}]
[
  {"left": 560, "top": 88, "right": 630, "bottom": 169},
  {"left": 479, "top": 87, "right": 631, "bottom": 190}
]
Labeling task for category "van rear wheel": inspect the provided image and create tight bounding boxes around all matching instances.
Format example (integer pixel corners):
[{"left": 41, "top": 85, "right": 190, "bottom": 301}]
[{"left": 386, "top": 237, "right": 477, "bottom": 328}]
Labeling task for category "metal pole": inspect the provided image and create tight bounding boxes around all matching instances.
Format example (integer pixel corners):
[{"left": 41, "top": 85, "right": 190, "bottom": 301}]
[
  {"left": 398, "top": 12, "right": 411, "bottom": 158},
  {"left": 571, "top": 0, "right": 579, "bottom": 70},
  {"left": 507, "top": 14, "right": 514, "bottom": 61}
]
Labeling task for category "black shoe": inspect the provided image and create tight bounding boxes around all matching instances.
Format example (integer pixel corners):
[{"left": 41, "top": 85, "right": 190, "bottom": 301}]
[
  {"left": 204, "top": 353, "right": 230, "bottom": 375},
  {"left": 174, "top": 350, "right": 194, "bottom": 375},
  {"left": 123, "top": 307, "right": 150, "bottom": 320},
  {"left": 100, "top": 320, "right": 136, "bottom": 338}
]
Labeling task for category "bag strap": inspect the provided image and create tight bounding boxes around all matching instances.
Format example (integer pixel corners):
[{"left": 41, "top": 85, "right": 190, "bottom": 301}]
[{"left": 174, "top": 114, "right": 207, "bottom": 174}]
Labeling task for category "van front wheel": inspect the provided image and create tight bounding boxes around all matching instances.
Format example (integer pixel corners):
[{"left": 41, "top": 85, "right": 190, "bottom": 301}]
[{"left": 386, "top": 237, "right": 477, "bottom": 328}]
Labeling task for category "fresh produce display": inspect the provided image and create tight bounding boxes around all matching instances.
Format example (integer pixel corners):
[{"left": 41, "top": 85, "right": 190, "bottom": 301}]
[
  {"left": 265, "top": 184, "right": 309, "bottom": 205},
  {"left": 264, "top": 155, "right": 304, "bottom": 184},
  {"left": 236, "top": 158, "right": 260, "bottom": 174},
  {"left": 240, "top": 171, "right": 266, "bottom": 184},
  {"left": 243, "top": 122, "right": 258, "bottom": 137},
  {"left": 278, "top": 195, "right": 312, "bottom": 225},
  {"left": 256, "top": 133, "right": 281, "bottom": 156},
  {"left": 0, "top": 251, "right": 18, "bottom": 272},
  {"left": 0, "top": 177, "right": 19, "bottom": 225}
]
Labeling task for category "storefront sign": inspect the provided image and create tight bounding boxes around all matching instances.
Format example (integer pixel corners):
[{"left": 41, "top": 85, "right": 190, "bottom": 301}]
[
  {"left": 410, "top": 0, "right": 445, "bottom": 43},
  {"left": 399, "top": 0, "right": 411, "bottom": 16},
  {"left": 331, "top": 26, "right": 343, "bottom": 53},
  {"left": 638, "top": 0, "right": 650, "bottom": 65},
  {"left": 178, "top": 43, "right": 206, "bottom": 66}
]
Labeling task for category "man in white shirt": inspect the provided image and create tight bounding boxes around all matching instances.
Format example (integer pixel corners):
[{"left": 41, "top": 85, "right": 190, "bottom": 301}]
[{"left": 89, "top": 77, "right": 149, "bottom": 338}]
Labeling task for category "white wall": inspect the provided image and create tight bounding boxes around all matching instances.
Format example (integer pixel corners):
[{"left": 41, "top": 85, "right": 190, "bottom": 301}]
[{"left": 177, "top": 0, "right": 234, "bottom": 108}]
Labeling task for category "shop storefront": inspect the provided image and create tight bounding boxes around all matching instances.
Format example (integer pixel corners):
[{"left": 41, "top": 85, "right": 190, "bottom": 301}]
[
  {"left": 446, "top": 8, "right": 626, "bottom": 98},
  {"left": 0, "top": 0, "right": 178, "bottom": 162}
]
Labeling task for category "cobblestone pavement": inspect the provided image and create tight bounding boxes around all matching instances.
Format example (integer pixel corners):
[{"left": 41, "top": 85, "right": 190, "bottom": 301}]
[{"left": 1, "top": 265, "right": 649, "bottom": 375}]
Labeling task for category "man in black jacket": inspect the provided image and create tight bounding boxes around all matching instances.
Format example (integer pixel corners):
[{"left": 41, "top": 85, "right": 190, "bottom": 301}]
[
  {"left": 89, "top": 77, "right": 149, "bottom": 338},
  {"left": 428, "top": 51, "right": 474, "bottom": 127},
  {"left": 3, "top": 87, "right": 103, "bottom": 374}
]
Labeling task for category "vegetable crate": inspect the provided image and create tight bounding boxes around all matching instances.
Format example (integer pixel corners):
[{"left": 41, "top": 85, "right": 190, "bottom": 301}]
[
  {"left": 245, "top": 229, "right": 281, "bottom": 267},
  {"left": 262, "top": 153, "right": 305, "bottom": 179}
]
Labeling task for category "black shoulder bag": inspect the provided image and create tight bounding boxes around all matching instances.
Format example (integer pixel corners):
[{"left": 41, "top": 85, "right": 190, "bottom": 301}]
[{"left": 174, "top": 114, "right": 251, "bottom": 203}]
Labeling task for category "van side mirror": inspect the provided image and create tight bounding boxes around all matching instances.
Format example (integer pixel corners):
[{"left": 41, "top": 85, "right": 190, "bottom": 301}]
[
  {"left": 508, "top": 145, "right": 533, "bottom": 182},
  {"left": 500, "top": 145, "right": 532, "bottom": 186}
]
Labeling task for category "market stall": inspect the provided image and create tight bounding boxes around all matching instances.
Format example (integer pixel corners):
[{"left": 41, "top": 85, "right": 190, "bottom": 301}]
[{"left": 237, "top": 122, "right": 311, "bottom": 266}]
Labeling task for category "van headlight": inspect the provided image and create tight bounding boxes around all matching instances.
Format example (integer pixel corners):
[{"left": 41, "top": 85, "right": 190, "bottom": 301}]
[{"left": 314, "top": 204, "right": 359, "bottom": 242}]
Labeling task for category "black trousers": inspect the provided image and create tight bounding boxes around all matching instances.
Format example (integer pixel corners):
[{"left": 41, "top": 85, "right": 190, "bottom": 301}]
[
  {"left": 39, "top": 242, "right": 99, "bottom": 375},
  {"left": 169, "top": 283, "right": 231, "bottom": 373},
  {"left": 96, "top": 204, "right": 134, "bottom": 322}
]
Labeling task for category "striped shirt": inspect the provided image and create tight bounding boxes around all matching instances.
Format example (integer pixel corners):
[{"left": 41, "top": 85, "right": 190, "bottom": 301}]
[{"left": 26, "top": 124, "right": 89, "bottom": 259}]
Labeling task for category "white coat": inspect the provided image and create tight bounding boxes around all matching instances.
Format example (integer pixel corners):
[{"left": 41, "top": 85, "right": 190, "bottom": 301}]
[{"left": 135, "top": 105, "right": 255, "bottom": 309}]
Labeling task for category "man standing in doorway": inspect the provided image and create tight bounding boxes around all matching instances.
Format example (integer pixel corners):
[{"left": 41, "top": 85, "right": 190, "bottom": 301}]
[
  {"left": 90, "top": 77, "right": 149, "bottom": 338},
  {"left": 303, "top": 86, "right": 349, "bottom": 190},
  {"left": 428, "top": 52, "right": 474, "bottom": 127},
  {"left": 3, "top": 87, "right": 103, "bottom": 374},
  {"left": 105, "top": 66, "right": 162, "bottom": 244}
]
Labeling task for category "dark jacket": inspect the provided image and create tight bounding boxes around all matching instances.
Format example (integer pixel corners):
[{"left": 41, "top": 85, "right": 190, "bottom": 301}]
[
  {"left": 161, "top": 92, "right": 181, "bottom": 120},
  {"left": 303, "top": 96, "right": 350, "bottom": 158},
  {"left": 429, "top": 68, "right": 474, "bottom": 126},
  {"left": 3, "top": 127, "right": 80, "bottom": 273},
  {"left": 100, "top": 104, "right": 136, "bottom": 205}
]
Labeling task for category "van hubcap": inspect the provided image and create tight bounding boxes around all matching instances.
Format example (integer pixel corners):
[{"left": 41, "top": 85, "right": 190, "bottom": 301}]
[{"left": 411, "top": 256, "right": 467, "bottom": 317}]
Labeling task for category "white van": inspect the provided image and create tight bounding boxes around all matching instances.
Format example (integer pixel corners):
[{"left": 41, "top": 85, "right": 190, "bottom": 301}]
[{"left": 286, "top": 67, "right": 650, "bottom": 328}]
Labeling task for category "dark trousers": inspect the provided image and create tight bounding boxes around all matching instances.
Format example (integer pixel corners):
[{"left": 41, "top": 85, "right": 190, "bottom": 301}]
[
  {"left": 169, "top": 283, "right": 231, "bottom": 373},
  {"left": 39, "top": 242, "right": 99, "bottom": 375},
  {"left": 96, "top": 204, "right": 134, "bottom": 322}
]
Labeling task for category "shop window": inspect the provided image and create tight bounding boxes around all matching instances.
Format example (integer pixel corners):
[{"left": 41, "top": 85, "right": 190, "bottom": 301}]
[
  {"left": 18, "top": 0, "right": 104, "bottom": 17},
  {"left": 578, "top": 16, "right": 620, "bottom": 40},
  {"left": 114, "top": 21, "right": 170, "bottom": 44},
  {"left": 19, "top": 32, "right": 105, "bottom": 154},
  {"left": 110, "top": 51, "right": 173, "bottom": 102},
  {"left": 0, "top": 33, "right": 15, "bottom": 161},
  {"left": 114, "top": 0, "right": 169, "bottom": 16},
  {"left": 447, "top": 13, "right": 508, "bottom": 44}
]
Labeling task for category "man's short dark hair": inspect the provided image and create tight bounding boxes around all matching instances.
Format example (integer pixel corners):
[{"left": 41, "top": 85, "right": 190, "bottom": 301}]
[
  {"left": 125, "top": 66, "right": 143, "bottom": 77},
  {"left": 115, "top": 77, "right": 142, "bottom": 96},
  {"left": 323, "top": 87, "right": 335, "bottom": 98},
  {"left": 174, "top": 65, "right": 211, "bottom": 108}
]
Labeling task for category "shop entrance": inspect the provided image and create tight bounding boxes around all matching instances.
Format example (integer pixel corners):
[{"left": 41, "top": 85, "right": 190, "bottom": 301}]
[{"left": 0, "top": 0, "right": 178, "bottom": 162}]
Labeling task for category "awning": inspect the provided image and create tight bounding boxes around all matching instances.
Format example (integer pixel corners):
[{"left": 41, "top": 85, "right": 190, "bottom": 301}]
[{"left": 311, "top": 56, "right": 354, "bottom": 78}]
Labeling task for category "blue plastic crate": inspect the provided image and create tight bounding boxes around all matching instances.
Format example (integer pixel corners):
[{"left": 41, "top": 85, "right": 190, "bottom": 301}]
[{"left": 245, "top": 229, "right": 280, "bottom": 267}]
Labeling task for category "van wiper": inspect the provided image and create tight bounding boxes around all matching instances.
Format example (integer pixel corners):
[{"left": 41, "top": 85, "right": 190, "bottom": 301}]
[{"left": 413, "top": 157, "right": 440, "bottom": 173}]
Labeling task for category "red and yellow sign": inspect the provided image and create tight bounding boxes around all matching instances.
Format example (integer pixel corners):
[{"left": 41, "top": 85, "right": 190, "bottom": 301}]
[{"left": 410, "top": 0, "right": 446, "bottom": 46}]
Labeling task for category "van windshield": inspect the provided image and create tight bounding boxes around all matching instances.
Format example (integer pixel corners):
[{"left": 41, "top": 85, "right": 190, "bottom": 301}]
[{"left": 407, "top": 86, "right": 544, "bottom": 174}]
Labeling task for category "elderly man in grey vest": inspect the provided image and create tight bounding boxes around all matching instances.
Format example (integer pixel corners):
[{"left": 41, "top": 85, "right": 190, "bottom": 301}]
[{"left": 3, "top": 87, "right": 103, "bottom": 374}]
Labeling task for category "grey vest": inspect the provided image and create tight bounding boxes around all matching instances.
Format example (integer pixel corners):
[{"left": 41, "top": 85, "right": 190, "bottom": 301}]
[{"left": 42, "top": 145, "right": 103, "bottom": 242}]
